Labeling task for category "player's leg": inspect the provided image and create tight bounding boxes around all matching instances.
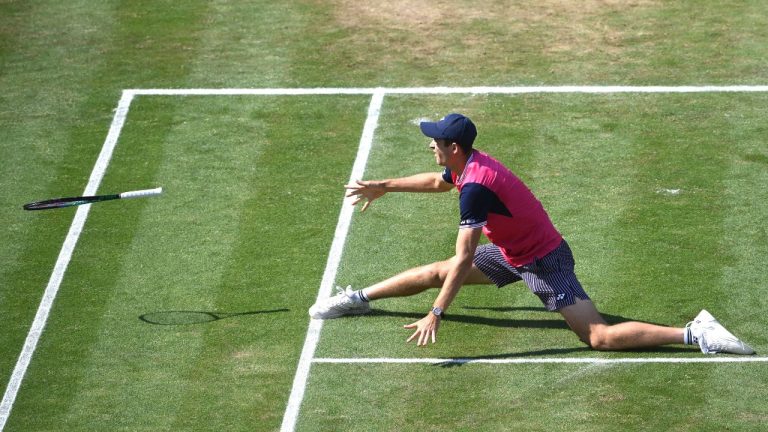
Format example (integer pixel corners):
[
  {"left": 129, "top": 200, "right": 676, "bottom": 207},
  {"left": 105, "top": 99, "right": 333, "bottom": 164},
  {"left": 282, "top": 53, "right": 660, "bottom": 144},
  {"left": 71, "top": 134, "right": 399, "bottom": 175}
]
[
  {"left": 532, "top": 241, "right": 753, "bottom": 353},
  {"left": 559, "top": 299, "right": 756, "bottom": 354},
  {"left": 558, "top": 298, "right": 683, "bottom": 350},
  {"left": 364, "top": 259, "right": 493, "bottom": 300},
  {"left": 519, "top": 240, "right": 684, "bottom": 350},
  {"left": 308, "top": 259, "right": 493, "bottom": 319},
  {"left": 361, "top": 243, "right": 514, "bottom": 302}
]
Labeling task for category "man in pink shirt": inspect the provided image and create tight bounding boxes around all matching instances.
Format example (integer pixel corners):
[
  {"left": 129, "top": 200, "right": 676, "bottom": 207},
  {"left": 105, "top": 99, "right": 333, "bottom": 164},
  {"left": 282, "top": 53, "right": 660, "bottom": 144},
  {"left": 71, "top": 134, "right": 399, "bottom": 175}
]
[{"left": 309, "top": 113, "right": 753, "bottom": 355}]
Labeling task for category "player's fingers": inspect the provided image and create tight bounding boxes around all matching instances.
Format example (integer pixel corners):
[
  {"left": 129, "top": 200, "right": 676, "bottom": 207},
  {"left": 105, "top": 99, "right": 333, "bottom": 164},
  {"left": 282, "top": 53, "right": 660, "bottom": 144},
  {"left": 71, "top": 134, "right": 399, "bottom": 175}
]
[
  {"left": 345, "top": 189, "right": 363, "bottom": 199},
  {"left": 431, "top": 330, "right": 436, "bottom": 344},
  {"left": 345, "top": 181, "right": 367, "bottom": 191},
  {"left": 420, "top": 331, "right": 429, "bottom": 346}
]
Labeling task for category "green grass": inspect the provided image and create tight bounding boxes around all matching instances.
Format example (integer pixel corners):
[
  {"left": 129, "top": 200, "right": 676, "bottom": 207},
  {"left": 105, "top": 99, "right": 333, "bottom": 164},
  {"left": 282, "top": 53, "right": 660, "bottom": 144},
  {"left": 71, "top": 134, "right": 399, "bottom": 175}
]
[
  {"left": 2, "top": 1, "right": 768, "bottom": 431},
  {"left": 302, "top": 363, "right": 768, "bottom": 432}
]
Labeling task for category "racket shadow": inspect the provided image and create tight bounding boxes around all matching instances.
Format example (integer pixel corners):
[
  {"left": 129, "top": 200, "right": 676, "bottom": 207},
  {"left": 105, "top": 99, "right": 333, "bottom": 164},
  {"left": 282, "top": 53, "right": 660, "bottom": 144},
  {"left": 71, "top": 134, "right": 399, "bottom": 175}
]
[{"left": 139, "top": 308, "right": 289, "bottom": 325}]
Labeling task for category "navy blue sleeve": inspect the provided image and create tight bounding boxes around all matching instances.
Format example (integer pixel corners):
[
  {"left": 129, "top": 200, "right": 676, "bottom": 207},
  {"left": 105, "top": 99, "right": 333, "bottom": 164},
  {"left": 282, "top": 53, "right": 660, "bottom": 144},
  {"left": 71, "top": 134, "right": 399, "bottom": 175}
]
[
  {"left": 458, "top": 183, "right": 494, "bottom": 229},
  {"left": 442, "top": 167, "right": 454, "bottom": 184}
]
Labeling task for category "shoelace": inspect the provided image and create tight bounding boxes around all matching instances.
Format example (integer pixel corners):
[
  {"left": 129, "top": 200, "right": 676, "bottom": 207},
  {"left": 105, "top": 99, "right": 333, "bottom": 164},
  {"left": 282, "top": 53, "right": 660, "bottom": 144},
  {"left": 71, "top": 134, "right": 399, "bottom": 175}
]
[{"left": 325, "top": 286, "right": 353, "bottom": 307}]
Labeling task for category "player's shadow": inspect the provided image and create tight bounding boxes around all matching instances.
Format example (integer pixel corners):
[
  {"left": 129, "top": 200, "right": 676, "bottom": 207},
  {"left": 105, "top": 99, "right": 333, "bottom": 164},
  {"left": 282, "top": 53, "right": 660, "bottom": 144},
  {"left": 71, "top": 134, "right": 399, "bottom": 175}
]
[
  {"left": 433, "top": 344, "right": 698, "bottom": 368},
  {"left": 139, "top": 308, "right": 289, "bottom": 325},
  {"left": 433, "top": 347, "right": 592, "bottom": 368},
  {"left": 370, "top": 305, "right": 673, "bottom": 330},
  {"left": 369, "top": 305, "right": 697, "bottom": 362}
]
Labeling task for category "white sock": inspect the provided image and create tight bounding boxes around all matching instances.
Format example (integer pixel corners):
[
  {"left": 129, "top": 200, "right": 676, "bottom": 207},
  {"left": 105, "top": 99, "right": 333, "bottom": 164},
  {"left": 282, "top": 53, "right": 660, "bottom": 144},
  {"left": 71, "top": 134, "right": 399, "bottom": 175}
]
[{"left": 357, "top": 288, "right": 371, "bottom": 302}]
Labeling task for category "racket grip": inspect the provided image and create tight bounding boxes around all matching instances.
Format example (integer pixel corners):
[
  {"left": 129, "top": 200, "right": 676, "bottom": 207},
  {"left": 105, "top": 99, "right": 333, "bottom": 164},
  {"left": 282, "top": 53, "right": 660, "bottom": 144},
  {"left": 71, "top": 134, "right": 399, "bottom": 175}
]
[{"left": 120, "top": 187, "right": 163, "bottom": 199}]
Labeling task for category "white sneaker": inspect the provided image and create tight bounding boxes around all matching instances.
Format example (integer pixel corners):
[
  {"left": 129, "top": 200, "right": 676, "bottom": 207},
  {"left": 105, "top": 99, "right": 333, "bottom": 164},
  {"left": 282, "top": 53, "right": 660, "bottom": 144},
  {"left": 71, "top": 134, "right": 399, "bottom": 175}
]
[
  {"left": 686, "top": 309, "right": 755, "bottom": 355},
  {"left": 308, "top": 285, "right": 371, "bottom": 319}
]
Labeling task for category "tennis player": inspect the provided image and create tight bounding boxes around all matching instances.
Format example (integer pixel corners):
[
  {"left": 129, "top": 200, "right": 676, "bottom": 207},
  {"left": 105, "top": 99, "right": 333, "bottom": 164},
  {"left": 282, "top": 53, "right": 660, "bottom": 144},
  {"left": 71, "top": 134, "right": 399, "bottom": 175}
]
[{"left": 309, "top": 113, "right": 754, "bottom": 355}]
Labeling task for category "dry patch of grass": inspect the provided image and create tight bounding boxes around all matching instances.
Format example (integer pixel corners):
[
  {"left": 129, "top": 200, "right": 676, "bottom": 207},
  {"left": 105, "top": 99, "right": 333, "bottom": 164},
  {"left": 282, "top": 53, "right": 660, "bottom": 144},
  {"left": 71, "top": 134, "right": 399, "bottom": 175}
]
[{"left": 329, "top": 0, "right": 658, "bottom": 58}]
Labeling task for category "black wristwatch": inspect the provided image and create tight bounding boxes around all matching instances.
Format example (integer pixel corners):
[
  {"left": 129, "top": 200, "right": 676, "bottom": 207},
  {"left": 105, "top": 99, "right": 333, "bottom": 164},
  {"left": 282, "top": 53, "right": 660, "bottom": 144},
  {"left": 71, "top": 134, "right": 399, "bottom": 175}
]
[{"left": 431, "top": 306, "right": 444, "bottom": 318}]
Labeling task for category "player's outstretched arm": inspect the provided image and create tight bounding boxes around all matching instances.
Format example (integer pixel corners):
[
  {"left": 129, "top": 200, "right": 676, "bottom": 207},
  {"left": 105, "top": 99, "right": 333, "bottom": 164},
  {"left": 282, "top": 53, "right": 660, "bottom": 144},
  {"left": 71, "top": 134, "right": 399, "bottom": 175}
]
[{"left": 345, "top": 173, "right": 453, "bottom": 212}]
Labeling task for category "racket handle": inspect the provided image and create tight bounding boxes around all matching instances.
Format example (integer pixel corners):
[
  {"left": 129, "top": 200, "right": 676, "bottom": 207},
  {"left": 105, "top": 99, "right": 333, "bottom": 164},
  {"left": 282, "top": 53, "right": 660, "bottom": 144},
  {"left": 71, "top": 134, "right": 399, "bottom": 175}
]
[{"left": 120, "top": 187, "right": 163, "bottom": 199}]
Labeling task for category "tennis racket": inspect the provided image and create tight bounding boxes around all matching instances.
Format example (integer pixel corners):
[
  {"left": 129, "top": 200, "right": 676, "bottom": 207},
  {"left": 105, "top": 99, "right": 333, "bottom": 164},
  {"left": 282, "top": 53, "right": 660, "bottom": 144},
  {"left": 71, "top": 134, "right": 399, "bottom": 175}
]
[{"left": 23, "top": 187, "right": 163, "bottom": 211}]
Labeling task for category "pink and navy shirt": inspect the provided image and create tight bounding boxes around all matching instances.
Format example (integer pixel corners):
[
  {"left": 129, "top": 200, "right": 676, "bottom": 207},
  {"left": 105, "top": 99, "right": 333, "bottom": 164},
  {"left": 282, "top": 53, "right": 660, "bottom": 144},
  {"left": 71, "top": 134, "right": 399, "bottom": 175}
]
[{"left": 443, "top": 150, "right": 563, "bottom": 267}]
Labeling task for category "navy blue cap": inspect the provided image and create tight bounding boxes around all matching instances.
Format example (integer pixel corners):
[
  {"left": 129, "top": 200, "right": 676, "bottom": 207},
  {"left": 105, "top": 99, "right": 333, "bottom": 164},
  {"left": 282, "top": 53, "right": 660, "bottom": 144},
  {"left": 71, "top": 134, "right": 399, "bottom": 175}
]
[{"left": 419, "top": 113, "right": 477, "bottom": 147}]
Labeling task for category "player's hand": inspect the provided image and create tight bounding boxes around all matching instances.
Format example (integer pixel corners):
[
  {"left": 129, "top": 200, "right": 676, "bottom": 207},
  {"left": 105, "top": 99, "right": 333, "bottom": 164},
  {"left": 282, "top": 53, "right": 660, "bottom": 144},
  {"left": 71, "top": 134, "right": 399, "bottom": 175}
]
[
  {"left": 344, "top": 180, "right": 385, "bottom": 212},
  {"left": 404, "top": 313, "right": 441, "bottom": 346}
]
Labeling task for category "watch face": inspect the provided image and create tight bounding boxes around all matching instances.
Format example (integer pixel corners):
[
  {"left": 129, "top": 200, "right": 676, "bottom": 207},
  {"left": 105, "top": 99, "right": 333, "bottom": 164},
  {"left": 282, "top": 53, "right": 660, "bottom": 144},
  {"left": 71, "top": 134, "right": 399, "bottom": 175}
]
[{"left": 432, "top": 307, "right": 443, "bottom": 317}]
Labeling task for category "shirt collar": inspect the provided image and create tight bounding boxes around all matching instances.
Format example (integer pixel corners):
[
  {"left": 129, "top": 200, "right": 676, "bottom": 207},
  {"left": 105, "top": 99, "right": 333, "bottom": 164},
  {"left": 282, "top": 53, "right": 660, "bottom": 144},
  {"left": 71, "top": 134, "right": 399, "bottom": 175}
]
[{"left": 456, "top": 151, "right": 475, "bottom": 185}]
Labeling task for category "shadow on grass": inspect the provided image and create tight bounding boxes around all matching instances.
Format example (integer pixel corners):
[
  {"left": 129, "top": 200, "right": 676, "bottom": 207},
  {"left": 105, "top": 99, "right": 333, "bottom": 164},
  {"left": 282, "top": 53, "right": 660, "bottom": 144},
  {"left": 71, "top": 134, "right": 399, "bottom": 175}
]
[
  {"left": 369, "top": 305, "right": 697, "bottom": 364},
  {"left": 743, "top": 152, "right": 768, "bottom": 165},
  {"left": 139, "top": 308, "right": 289, "bottom": 325},
  {"left": 434, "top": 347, "right": 592, "bottom": 368},
  {"left": 460, "top": 305, "right": 673, "bottom": 326},
  {"left": 433, "top": 345, "right": 699, "bottom": 368},
  {"left": 369, "top": 306, "right": 672, "bottom": 330},
  {"left": 370, "top": 308, "right": 569, "bottom": 329}
]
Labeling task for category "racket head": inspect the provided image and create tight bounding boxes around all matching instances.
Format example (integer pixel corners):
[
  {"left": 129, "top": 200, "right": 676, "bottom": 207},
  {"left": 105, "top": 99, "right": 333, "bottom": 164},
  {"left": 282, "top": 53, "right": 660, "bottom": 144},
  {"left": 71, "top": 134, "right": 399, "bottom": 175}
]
[{"left": 23, "top": 194, "right": 116, "bottom": 211}]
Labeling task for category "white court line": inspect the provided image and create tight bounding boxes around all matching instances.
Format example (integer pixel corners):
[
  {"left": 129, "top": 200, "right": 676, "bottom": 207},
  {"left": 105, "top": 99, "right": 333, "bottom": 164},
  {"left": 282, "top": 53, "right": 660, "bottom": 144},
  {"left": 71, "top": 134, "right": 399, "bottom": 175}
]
[
  {"left": 130, "top": 85, "right": 768, "bottom": 96},
  {"left": 0, "top": 90, "right": 135, "bottom": 432},
  {"left": 314, "top": 357, "right": 768, "bottom": 365},
  {"left": 279, "top": 89, "right": 385, "bottom": 432}
]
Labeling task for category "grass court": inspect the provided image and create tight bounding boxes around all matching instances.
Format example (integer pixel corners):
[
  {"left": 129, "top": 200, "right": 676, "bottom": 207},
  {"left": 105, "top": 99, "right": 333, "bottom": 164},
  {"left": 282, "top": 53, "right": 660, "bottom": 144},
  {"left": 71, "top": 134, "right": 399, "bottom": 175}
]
[{"left": 2, "top": 1, "right": 767, "bottom": 431}]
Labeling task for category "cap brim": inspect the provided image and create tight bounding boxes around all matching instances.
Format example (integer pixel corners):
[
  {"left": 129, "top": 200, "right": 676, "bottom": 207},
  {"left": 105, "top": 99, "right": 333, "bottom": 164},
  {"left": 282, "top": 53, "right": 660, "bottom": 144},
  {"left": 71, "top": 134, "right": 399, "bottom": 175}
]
[{"left": 419, "top": 121, "right": 442, "bottom": 139}]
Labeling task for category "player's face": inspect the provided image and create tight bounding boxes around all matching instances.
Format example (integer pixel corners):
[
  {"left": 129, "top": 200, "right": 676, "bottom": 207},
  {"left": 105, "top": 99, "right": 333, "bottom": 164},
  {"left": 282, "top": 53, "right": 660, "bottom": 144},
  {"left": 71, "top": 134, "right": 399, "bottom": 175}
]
[{"left": 429, "top": 139, "right": 453, "bottom": 166}]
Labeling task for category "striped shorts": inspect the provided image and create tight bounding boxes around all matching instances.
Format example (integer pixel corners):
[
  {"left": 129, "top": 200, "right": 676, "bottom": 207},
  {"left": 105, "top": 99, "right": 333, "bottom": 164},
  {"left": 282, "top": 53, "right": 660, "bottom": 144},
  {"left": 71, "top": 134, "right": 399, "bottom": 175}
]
[{"left": 473, "top": 240, "right": 590, "bottom": 311}]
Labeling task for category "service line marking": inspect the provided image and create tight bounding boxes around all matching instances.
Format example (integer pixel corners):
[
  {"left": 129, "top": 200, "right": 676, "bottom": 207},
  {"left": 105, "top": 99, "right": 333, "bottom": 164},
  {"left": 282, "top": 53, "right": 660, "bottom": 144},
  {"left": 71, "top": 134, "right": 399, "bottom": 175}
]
[
  {"left": 313, "top": 356, "right": 768, "bottom": 365},
  {"left": 129, "top": 85, "right": 768, "bottom": 96}
]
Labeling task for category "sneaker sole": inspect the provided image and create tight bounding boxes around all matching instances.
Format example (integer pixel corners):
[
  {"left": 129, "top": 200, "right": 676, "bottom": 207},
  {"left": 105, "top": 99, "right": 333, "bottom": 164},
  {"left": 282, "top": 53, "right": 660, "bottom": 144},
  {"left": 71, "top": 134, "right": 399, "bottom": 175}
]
[{"left": 309, "top": 307, "right": 371, "bottom": 320}]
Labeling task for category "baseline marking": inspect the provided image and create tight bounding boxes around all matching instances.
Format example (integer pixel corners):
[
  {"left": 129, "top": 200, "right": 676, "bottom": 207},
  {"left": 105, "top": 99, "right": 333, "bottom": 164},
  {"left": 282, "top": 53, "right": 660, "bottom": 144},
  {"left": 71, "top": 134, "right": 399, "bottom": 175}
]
[
  {"left": 314, "top": 357, "right": 768, "bottom": 365},
  {"left": 279, "top": 89, "right": 385, "bottom": 432},
  {"left": 0, "top": 90, "right": 135, "bottom": 431}
]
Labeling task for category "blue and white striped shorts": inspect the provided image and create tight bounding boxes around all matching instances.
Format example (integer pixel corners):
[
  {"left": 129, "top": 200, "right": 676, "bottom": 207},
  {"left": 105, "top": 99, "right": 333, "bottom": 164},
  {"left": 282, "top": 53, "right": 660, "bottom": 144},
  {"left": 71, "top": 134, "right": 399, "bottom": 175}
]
[{"left": 473, "top": 240, "right": 590, "bottom": 311}]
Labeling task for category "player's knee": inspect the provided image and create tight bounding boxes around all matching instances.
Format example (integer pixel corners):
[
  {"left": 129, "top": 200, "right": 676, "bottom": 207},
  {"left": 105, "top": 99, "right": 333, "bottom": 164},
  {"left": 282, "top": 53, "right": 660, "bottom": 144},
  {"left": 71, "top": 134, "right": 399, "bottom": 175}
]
[
  {"left": 421, "top": 260, "right": 450, "bottom": 286},
  {"left": 584, "top": 326, "right": 613, "bottom": 351}
]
